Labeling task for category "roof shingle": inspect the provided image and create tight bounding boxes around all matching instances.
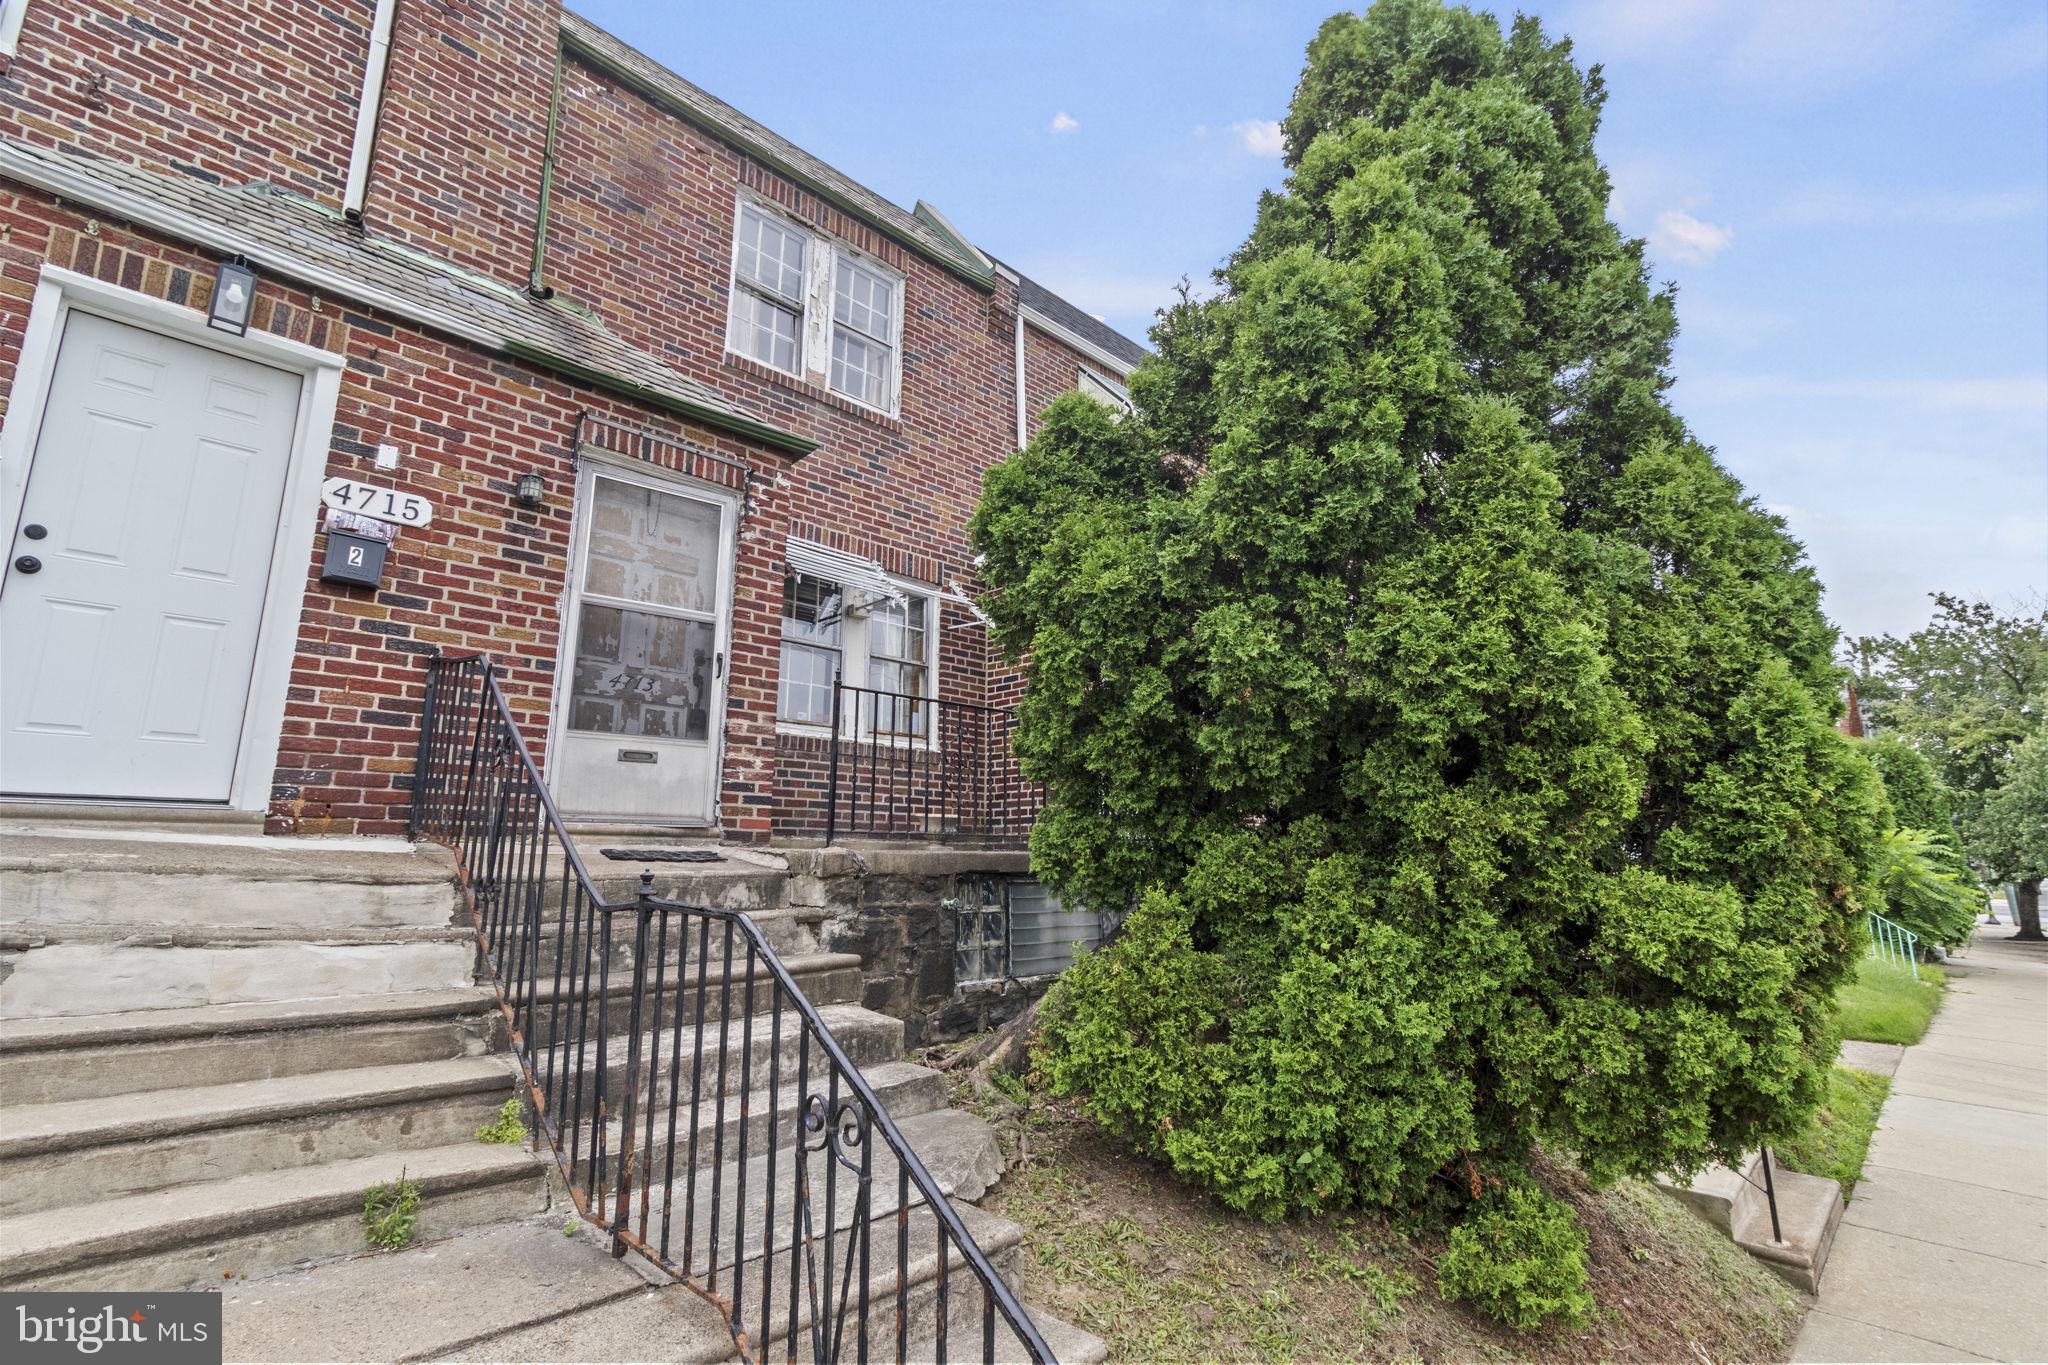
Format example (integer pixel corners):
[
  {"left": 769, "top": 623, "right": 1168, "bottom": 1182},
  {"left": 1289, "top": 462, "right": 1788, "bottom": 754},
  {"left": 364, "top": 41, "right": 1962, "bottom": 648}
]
[{"left": 0, "top": 138, "right": 814, "bottom": 454}]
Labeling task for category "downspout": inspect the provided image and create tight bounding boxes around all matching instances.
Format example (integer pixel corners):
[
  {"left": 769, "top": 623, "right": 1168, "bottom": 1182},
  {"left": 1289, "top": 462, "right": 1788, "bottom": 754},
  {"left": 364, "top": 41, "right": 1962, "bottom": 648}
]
[
  {"left": 527, "top": 42, "right": 565, "bottom": 300},
  {"left": 342, "top": 0, "right": 398, "bottom": 224},
  {"left": 1013, "top": 304, "right": 1027, "bottom": 449}
]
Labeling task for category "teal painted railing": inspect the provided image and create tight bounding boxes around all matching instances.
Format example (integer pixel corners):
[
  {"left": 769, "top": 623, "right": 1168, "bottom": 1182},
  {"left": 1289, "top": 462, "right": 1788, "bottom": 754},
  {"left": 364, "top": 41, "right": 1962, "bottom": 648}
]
[{"left": 1866, "top": 910, "right": 1921, "bottom": 979}]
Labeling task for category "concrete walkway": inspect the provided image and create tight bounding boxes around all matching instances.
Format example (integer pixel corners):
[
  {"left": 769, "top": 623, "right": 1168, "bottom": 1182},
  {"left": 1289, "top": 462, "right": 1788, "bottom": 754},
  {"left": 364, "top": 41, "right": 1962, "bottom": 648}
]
[{"left": 1793, "top": 926, "right": 2048, "bottom": 1363}]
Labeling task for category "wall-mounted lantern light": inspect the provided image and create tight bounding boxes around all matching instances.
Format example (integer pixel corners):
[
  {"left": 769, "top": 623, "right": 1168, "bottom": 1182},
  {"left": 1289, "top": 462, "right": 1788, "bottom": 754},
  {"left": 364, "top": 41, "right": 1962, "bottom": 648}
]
[
  {"left": 208, "top": 258, "right": 258, "bottom": 336},
  {"left": 513, "top": 471, "right": 546, "bottom": 508}
]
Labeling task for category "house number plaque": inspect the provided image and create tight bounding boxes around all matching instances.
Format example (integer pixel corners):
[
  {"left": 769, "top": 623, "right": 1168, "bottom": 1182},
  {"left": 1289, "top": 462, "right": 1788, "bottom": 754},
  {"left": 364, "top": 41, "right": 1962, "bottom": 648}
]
[{"left": 321, "top": 476, "right": 434, "bottom": 527}]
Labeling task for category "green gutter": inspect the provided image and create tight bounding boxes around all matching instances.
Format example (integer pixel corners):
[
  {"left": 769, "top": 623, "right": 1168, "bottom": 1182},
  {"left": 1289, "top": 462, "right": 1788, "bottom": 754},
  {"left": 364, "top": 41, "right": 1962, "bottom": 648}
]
[
  {"left": 504, "top": 340, "right": 819, "bottom": 456},
  {"left": 562, "top": 28, "right": 996, "bottom": 290},
  {"left": 528, "top": 42, "right": 566, "bottom": 297}
]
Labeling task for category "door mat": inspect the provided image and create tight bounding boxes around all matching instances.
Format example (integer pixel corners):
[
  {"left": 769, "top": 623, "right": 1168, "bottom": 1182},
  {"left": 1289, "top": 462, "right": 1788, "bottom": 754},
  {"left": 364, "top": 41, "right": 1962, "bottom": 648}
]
[{"left": 598, "top": 848, "right": 724, "bottom": 863}]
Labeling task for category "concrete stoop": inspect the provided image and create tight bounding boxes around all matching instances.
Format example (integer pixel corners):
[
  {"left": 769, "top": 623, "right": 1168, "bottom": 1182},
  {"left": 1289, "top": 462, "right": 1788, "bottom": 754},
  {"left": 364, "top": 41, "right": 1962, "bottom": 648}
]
[
  {"left": 1655, "top": 1149, "right": 1846, "bottom": 1293},
  {"left": 0, "top": 819, "right": 549, "bottom": 1291},
  {"left": 0, "top": 823, "right": 475, "bottom": 1018},
  {"left": 2, "top": 819, "right": 1096, "bottom": 1357}
]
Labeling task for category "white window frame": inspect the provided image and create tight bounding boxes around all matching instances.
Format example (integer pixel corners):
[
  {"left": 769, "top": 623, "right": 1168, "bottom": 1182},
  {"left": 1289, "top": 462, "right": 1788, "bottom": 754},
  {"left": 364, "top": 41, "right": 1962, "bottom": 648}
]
[
  {"left": 724, "top": 193, "right": 904, "bottom": 417},
  {"left": 0, "top": 2, "right": 27, "bottom": 62},
  {"left": 776, "top": 569, "right": 938, "bottom": 740}
]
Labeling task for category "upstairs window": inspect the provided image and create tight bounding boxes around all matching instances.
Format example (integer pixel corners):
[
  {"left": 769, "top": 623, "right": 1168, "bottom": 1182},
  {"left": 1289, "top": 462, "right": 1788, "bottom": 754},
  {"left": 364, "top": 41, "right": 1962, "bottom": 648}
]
[
  {"left": 725, "top": 196, "right": 904, "bottom": 414},
  {"left": 729, "top": 204, "right": 806, "bottom": 374},
  {"left": 830, "top": 254, "right": 898, "bottom": 410}
]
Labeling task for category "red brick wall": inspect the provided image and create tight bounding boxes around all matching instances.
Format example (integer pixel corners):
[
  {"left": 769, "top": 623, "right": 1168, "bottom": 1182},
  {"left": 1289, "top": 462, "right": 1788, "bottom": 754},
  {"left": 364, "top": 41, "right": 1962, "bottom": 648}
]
[
  {"left": 0, "top": 0, "right": 374, "bottom": 203},
  {"left": 0, "top": 186, "right": 792, "bottom": 837},
  {"left": 1021, "top": 320, "right": 1113, "bottom": 441},
  {"left": 362, "top": 0, "right": 559, "bottom": 281},
  {"left": 542, "top": 57, "right": 1020, "bottom": 587},
  {"left": 0, "top": 0, "right": 1121, "bottom": 842}
]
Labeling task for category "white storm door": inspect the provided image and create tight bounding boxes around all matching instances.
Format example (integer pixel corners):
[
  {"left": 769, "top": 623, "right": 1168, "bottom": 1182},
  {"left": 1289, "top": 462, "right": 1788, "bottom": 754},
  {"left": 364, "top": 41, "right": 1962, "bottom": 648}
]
[
  {"left": 553, "top": 467, "right": 731, "bottom": 823},
  {"left": 0, "top": 312, "right": 302, "bottom": 801}
]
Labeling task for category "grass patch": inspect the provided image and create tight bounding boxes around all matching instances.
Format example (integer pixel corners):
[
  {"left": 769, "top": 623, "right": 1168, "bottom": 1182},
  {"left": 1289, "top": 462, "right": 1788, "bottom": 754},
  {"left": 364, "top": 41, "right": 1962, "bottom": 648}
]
[
  {"left": 1778, "top": 1065, "right": 1891, "bottom": 1200},
  {"left": 1837, "top": 957, "right": 1945, "bottom": 1044},
  {"left": 953, "top": 1069, "right": 1802, "bottom": 1363},
  {"left": 473, "top": 1097, "right": 528, "bottom": 1145},
  {"left": 361, "top": 1174, "right": 422, "bottom": 1251}
]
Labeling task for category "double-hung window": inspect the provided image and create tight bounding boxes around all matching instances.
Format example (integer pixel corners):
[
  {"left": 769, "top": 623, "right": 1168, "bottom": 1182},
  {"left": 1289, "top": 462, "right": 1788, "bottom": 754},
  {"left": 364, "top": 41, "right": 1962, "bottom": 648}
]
[
  {"left": 777, "top": 575, "right": 842, "bottom": 726},
  {"left": 777, "top": 570, "right": 933, "bottom": 732},
  {"left": 729, "top": 205, "right": 806, "bottom": 375},
  {"left": 830, "top": 254, "right": 898, "bottom": 410},
  {"left": 726, "top": 197, "right": 904, "bottom": 414}
]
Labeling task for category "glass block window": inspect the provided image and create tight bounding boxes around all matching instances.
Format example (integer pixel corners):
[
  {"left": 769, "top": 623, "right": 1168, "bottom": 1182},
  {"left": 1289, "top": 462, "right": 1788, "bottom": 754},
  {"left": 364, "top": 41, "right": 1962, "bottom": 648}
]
[
  {"left": 1007, "top": 880, "right": 1104, "bottom": 978},
  {"left": 779, "top": 573, "right": 843, "bottom": 725},
  {"left": 955, "top": 878, "right": 1007, "bottom": 987}
]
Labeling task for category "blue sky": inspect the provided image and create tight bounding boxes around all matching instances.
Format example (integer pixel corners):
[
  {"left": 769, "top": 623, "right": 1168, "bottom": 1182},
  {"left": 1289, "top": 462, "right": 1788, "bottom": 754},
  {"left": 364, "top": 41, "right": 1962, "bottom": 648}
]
[{"left": 571, "top": 1, "right": 2047, "bottom": 642}]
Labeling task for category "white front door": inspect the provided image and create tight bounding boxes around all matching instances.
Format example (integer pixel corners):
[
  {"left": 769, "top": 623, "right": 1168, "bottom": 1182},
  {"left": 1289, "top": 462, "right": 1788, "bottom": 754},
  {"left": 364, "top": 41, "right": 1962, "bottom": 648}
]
[
  {"left": 552, "top": 465, "right": 732, "bottom": 824},
  {"left": 1, "top": 312, "right": 302, "bottom": 802}
]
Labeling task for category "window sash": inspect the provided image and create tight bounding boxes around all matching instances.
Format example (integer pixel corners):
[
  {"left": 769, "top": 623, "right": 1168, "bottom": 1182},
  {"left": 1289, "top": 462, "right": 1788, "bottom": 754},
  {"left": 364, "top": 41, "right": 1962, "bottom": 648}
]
[
  {"left": 736, "top": 205, "right": 806, "bottom": 304},
  {"left": 779, "top": 640, "right": 840, "bottom": 726},
  {"left": 830, "top": 330, "right": 891, "bottom": 409},
  {"left": 829, "top": 252, "right": 897, "bottom": 408}
]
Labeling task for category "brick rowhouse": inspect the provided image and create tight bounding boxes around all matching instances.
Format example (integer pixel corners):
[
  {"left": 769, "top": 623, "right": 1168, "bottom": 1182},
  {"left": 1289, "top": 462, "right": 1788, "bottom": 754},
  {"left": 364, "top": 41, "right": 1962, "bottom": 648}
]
[{"left": 0, "top": 0, "right": 1142, "bottom": 841}]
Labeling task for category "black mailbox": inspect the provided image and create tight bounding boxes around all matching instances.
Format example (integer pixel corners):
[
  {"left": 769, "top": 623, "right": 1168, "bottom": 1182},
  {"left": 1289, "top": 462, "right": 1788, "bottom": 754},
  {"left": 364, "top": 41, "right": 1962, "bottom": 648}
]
[{"left": 321, "top": 530, "right": 389, "bottom": 588}]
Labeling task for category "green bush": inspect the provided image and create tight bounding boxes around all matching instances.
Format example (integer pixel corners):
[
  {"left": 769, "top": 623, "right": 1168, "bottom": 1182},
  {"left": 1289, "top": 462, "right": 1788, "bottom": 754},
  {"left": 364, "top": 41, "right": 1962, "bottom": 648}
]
[
  {"left": 1872, "top": 827, "right": 1979, "bottom": 948},
  {"left": 982, "top": 0, "right": 1882, "bottom": 1315},
  {"left": 1435, "top": 1180, "right": 1592, "bottom": 1330}
]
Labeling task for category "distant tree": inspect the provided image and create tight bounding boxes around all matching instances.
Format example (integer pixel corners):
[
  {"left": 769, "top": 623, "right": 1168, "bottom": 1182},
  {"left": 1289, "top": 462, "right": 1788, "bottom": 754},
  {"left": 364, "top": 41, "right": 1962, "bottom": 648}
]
[
  {"left": 1974, "top": 733, "right": 2048, "bottom": 939},
  {"left": 1862, "top": 735, "right": 1957, "bottom": 833},
  {"left": 1853, "top": 595, "right": 2047, "bottom": 824},
  {"left": 1862, "top": 736, "right": 1979, "bottom": 923},
  {"left": 972, "top": 0, "right": 1884, "bottom": 1328},
  {"left": 1854, "top": 595, "right": 2047, "bottom": 935},
  {"left": 1872, "top": 828, "right": 1981, "bottom": 949}
]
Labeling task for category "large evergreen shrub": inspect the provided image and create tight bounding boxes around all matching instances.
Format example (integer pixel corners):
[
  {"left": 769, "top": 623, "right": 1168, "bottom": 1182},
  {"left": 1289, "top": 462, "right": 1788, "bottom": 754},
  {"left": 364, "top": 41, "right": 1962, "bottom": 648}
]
[{"left": 972, "top": 0, "right": 1885, "bottom": 1326}]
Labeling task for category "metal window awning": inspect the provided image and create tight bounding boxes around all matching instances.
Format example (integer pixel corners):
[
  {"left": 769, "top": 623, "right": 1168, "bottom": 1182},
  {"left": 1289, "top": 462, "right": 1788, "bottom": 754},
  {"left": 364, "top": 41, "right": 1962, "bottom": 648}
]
[{"left": 785, "top": 536, "right": 989, "bottom": 626}]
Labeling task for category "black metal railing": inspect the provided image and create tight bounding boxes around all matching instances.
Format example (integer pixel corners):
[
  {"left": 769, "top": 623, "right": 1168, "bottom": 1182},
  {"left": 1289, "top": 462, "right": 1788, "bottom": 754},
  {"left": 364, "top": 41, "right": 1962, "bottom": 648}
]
[
  {"left": 409, "top": 654, "right": 1052, "bottom": 1363},
  {"left": 825, "top": 679, "right": 1041, "bottom": 846}
]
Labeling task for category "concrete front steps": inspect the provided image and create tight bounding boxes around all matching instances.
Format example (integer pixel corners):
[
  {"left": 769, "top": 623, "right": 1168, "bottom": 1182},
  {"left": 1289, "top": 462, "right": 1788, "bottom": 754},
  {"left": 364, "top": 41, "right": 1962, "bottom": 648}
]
[
  {"left": 0, "top": 989, "right": 547, "bottom": 1291},
  {"left": 1656, "top": 1148, "right": 1846, "bottom": 1292},
  {"left": 212, "top": 921, "right": 1101, "bottom": 1362},
  {"left": 0, "top": 820, "right": 475, "bottom": 1018},
  {"left": 0, "top": 815, "right": 552, "bottom": 1291}
]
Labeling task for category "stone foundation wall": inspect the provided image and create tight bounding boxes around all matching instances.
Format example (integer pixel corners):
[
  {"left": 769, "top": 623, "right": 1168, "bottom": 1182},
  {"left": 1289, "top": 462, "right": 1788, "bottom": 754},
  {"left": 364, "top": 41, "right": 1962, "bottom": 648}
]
[{"left": 782, "top": 846, "right": 1044, "bottom": 1046}]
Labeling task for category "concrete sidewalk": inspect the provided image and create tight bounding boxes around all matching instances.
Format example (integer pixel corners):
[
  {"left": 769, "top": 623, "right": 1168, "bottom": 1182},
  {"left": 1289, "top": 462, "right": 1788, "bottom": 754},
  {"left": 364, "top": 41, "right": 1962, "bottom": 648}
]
[{"left": 1793, "top": 926, "right": 2048, "bottom": 1363}]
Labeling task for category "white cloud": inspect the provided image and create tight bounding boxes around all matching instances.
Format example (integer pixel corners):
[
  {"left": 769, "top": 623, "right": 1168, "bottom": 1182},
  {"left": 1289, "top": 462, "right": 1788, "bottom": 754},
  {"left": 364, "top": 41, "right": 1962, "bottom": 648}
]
[
  {"left": 1774, "top": 181, "right": 2045, "bottom": 228},
  {"left": 1229, "top": 119, "right": 1286, "bottom": 159},
  {"left": 1648, "top": 209, "right": 1735, "bottom": 264},
  {"left": 1563, "top": 0, "right": 2044, "bottom": 94},
  {"left": 1684, "top": 373, "right": 2048, "bottom": 416},
  {"left": 1049, "top": 111, "right": 1079, "bottom": 135}
]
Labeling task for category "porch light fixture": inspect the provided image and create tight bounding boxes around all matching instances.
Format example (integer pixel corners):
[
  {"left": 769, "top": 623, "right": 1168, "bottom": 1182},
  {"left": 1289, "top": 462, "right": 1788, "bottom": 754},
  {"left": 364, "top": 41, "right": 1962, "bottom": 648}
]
[
  {"left": 513, "top": 471, "right": 546, "bottom": 508},
  {"left": 207, "top": 258, "right": 258, "bottom": 336}
]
